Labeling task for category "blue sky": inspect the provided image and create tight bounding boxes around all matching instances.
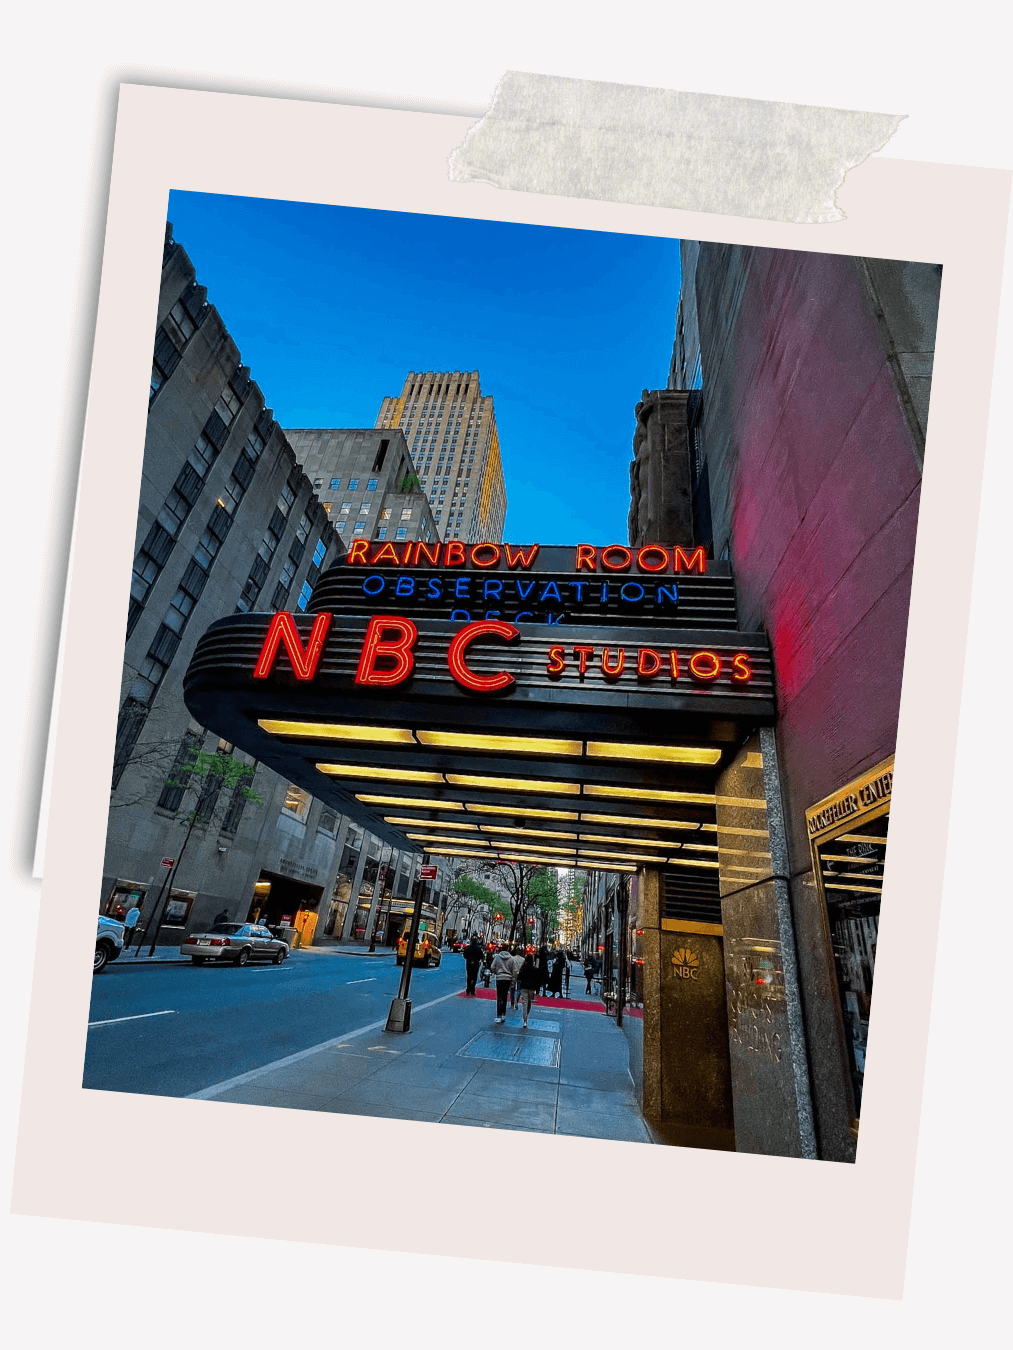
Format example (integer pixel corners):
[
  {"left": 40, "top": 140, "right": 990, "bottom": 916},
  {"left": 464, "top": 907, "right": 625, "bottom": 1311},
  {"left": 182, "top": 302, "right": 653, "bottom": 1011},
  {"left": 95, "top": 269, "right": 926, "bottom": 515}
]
[{"left": 166, "top": 192, "right": 683, "bottom": 544}]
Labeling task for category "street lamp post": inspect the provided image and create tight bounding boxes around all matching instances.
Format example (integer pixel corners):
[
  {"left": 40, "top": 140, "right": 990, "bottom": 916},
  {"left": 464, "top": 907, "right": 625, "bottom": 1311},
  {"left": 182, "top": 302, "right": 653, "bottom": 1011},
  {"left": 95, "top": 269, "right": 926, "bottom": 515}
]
[{"left": 385, "top": 852, "right": 430, "bottom": 1034}]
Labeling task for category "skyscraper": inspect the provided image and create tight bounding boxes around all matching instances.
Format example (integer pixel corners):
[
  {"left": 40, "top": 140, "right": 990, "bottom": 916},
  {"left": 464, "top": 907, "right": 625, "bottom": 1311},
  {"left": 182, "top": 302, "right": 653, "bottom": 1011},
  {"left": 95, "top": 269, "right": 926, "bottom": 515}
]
[{"left": 375, "top": 370, "right": 507, "bottom": 542}]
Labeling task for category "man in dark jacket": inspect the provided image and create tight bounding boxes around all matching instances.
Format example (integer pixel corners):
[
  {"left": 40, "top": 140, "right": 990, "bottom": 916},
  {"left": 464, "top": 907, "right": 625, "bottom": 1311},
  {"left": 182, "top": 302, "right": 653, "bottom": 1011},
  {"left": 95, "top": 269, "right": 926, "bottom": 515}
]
[{"left": 463, "top": 936, "right": 483, "bottom": 996}]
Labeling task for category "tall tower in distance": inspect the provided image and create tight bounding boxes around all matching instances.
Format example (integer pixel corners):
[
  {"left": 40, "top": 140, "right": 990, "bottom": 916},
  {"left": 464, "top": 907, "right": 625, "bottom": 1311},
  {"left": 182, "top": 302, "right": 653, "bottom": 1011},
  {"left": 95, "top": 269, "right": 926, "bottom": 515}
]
[{"left": 376, "top": 370, "right": 507, "bottom": 543}]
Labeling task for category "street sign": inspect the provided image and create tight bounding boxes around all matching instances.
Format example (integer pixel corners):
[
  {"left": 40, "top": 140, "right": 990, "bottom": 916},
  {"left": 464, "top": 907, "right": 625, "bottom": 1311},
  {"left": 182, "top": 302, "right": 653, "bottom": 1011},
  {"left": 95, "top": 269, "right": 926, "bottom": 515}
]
[
  {"left": 160, "top": 858, "right": 175, "bottom": 869},
  {"left": 420, "top": 865, "right": 437, "bottom": 879}
]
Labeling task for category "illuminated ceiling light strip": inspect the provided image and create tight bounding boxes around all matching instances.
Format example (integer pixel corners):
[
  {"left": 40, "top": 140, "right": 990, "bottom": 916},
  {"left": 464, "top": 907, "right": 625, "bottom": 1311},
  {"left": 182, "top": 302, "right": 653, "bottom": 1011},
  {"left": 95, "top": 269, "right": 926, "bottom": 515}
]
[
  {"left": 823, "top": 882, "right": 884, "bottom": 894},
  {"left": 583, "top": 784, "right": 715, "bottom": 805},
  {"left": 383, "top": 817, "right": 479, "bottom": 831},
  {"left": 318, "top": 763, "right": 444, "bottom": 784},
  {"left": 837, "top": 833, "right": 888, "bottom": 844},
  {"left": 356, "top": 795, "right": 465, "bottom": 811},
  {"left": 477, "top": 825, "right": 575, "bottom": 840},
  {"left": 259, "top": 719, "right": 415, "bottom": 744},
  {"left": 822, "top": 871, "right": 883, "bottom": 884},
  {"left": 464, "top": 803, "right": 579, "bottom": 821},
  {"left": 717, "top": 848, "right": 773, "bottom": 859},
  {"left": 682, "top": 843, "right": 720, "bottom": 852},
  {"left": 433, "top": 849, "right": 502, "bottom": 860},
  {"left": 579, "top": 813, "right": 702, "bottom": 832},
  {"left": 406, "top": 834, "right": 495, "bottom": 848},
  {"left": 416, "top": 730, "right": 582, "bottom": 756},
  {"left": 579, "top": 833, "right": 681, "bottom": 849},
  {"left": 578, "top": 849, "right": 668, "bottom": 863},
  {"left": 665, "top": 857, "right": 721, "bottom": 870},
  {"left": 577, "top": 862, "right": 637, "bottom": 873},
  {"left": 714, "top": 795, "right": 768, "bottom": 809},
  {"left": 498, "top": 854, "right": 580, "bottom": 867},
  {"left": 585, "top": 741, "right": 722, "bottom": 766},
  {"left": 446, "top": 773, "right": 581, "bottom": 795},
  {"left": 488, "top": 839, "right": 577, "bottom": 854}
]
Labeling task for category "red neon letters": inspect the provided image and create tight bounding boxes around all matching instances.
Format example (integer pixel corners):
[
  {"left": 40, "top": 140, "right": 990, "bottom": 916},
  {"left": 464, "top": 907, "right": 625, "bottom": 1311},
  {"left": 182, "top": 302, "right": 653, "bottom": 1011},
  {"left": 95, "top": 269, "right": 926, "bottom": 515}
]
[
  {"left": 447, "top": 619, "right": 519, "bottom": 693},
  {"left": 354, "top": 617, "right": 419, "bottom": 687},
  {"left": 542, "top": 645, "right": 755, "bottom": 685},
  {"left": 253, "top": 611, "right": 333, "bottom": 682}
]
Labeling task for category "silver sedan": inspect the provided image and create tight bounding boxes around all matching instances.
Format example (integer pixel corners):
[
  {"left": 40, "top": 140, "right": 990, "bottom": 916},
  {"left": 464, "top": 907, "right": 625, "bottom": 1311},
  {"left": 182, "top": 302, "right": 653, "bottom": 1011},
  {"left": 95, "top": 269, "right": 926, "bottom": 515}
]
[{"left": 181, "top": 922, "right": 289, "bottom": 966}]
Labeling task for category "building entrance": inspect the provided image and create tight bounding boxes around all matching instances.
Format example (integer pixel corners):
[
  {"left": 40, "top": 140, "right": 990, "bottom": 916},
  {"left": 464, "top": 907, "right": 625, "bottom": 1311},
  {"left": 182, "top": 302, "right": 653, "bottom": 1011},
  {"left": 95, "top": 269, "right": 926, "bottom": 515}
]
[{"left": 247, "top": 870, "right": 324, "bottom": 946}]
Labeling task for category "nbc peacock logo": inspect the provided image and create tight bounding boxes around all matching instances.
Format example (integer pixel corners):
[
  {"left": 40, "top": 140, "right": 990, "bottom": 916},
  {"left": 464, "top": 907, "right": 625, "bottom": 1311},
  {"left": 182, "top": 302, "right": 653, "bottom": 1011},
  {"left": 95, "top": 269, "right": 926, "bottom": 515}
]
[{"left": 671, "top": 948, "right": 700, "bottom": 981}]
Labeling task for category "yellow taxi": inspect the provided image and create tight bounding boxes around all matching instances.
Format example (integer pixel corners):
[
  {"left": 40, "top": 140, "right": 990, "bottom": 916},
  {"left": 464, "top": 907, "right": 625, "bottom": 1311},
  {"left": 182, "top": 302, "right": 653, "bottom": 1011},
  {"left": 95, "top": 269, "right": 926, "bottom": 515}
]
[{"left": 396, "top": 926, "right": 443, "bottom": 968}]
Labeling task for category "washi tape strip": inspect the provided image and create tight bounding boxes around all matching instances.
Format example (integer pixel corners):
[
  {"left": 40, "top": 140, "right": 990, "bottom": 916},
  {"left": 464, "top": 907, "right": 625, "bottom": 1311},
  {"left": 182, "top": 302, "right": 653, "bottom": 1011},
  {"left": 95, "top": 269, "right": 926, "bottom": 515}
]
[{"left": 449, "top": 71, "right": 905, "bottom": 224}]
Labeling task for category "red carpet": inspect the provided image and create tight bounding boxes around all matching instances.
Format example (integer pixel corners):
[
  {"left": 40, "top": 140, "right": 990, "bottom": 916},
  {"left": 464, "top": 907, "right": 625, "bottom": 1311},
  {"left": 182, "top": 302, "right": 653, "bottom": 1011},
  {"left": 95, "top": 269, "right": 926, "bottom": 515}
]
[{"left": 458, "top": 987, "right": 609, "bottom": 1013}]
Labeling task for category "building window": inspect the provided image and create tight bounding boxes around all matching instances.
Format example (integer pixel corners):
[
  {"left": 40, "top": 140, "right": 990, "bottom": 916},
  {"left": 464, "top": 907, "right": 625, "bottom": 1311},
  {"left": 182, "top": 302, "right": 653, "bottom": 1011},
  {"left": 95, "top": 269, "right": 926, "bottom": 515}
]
[
  {"left": 282, "top": 783, "right": 310, "bottom": 821},
  {"left": 395, "top": 527, "right": 407, "bottom": 540},
  {"left": 376, "top": 527, "right": 387, "bottom": 539},
  {"left": 312, "top": 539, "right": 326, "bottom": 567},
  {"left": 353, "top": 522, "right": 366, "bottom": 535},
  {"left": 348, "top": 478, "right": 359, "bottom": 490},
  {"left": 336, "top": 520, "right": 346, "bottom": 533},
  {"left": 359, "top": 503, "right": 370, "bottom": 514},
  {"left": 215, "top": 385, "right": 242, "bottom": 425},
  {"left": 366, "top": 479, "right": 377, "bottom": 491},
  {"left": 330, "top": 478, "right": 341, "bottom": 490},
  {"left": 277, "top": 484, "right": 295, "bottom": 518},
  {"left": 380, "top": 508, "right": 391, "bottom": 520},
  {"left": 157, "top": 729, "right": 201, "bottom": 812},
  {"left": 313, "top": 477, "right": 324, "bottom": 490},
  {"left": 400, "top": 508, "right": 412, "bottom": 520},
  {"left": 296, "top": 580, "right": 313, "bottom": 611},
  {"left": 340, "top": 502, "right": 352, "bottom": 514}
]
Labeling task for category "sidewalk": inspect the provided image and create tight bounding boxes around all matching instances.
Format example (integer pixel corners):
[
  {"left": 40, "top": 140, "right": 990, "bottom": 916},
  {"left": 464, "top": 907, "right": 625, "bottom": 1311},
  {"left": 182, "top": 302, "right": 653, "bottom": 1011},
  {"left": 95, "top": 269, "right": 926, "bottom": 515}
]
[{"left": 196, "top": 981, "right": 653, "bottom": 1143}]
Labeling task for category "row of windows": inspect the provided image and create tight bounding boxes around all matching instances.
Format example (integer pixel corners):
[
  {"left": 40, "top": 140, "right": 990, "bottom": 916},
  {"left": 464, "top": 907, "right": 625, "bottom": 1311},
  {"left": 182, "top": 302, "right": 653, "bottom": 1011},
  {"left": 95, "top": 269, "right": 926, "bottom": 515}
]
[{"left": 314, "top": 476, "right": 378, "bottom": 493}]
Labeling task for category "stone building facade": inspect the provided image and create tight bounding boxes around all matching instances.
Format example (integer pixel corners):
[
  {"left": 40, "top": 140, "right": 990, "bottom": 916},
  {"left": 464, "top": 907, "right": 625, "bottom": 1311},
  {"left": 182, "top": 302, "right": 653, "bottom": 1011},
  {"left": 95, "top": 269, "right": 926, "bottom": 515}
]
[
  {"left": 626, "top": 242, "right": 941, "bottom": 1160},
  {"left": 103, "top": 224, "right": 447, "bottom": 948}
]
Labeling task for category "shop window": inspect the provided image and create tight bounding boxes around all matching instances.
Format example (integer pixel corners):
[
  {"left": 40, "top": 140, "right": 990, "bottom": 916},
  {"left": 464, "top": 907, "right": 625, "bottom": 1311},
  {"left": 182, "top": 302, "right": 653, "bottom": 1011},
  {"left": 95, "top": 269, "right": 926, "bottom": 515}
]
[
  {"left": 806, "top": 757, "right": 892, "bottom": 1129},
  {"left": 282, "top": 783, "right": 311, "bottom": 822}
]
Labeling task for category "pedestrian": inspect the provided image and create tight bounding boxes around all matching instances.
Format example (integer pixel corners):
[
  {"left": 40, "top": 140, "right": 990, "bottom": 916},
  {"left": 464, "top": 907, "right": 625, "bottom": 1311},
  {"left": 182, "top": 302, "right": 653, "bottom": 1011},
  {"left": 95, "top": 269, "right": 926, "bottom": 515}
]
[
  {"left": 213, "top": 907, "right": 229, "bottom": 925},
  {"left": 508, "top": 945, "right": 525, "bottom": 1009},
  {"left": 536, "top": 945, "right": 550, "bottom": 996},
  {"left": 122, "top": 902, "right": 142, "bottom": 950},
  {"left": 490, "top": 945, "right": 513, "bottom": 1023},
  {"left": 548, "top": 951, "right": 567, "bottom": 999},
  {"left": 517, "top": 952, "right": 539, "bottom": 1028},
  {"left": 463, "top": 936, "right": 483, "bottom": 996},
  {"left": 584, "top": 955, "right": 595, "bottom": 995}
]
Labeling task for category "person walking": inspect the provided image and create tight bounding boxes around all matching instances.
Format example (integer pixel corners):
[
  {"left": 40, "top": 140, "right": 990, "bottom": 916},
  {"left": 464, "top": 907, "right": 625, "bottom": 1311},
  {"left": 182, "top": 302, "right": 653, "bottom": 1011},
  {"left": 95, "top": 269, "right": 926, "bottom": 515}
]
[
  {"left": 490, "top": 945, "right": 514, "bottom": 1023},
  {"left": 536, "top": 945, "right": 550, "bottom": 997},
  {"left": 508, "top": 945, "right": 525, "bottom": 1010},
  {"left": 122, "top": 902, "right": 142, "bottom": 950},
  {"left": 584, "top": 954, "right": 596, "bottom": 995},
  {"left": 548, "top": 951, "right": 567, "bottom": 999},
  {"left": 517, "top": 951, "right": 539, "bottom": 1028},
  {"left": 213, "top": 908, "right": 230, "bottom": 926},
  {"left": 463, "top": 935, "right": 484, "bottom": 996}
]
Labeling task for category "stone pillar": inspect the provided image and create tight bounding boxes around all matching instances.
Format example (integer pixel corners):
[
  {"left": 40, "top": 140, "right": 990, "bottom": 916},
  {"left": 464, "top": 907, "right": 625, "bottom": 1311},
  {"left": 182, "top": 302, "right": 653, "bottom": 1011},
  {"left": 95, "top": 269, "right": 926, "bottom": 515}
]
[
  {"left": 717, "top": 732, "right": 817, "bottom": 1158},
  {"left": 339, "top": 833, "right": 371, "bottom": 942},
  {"left": 628, "top": 389, "right": 695, "bottom": 546}
]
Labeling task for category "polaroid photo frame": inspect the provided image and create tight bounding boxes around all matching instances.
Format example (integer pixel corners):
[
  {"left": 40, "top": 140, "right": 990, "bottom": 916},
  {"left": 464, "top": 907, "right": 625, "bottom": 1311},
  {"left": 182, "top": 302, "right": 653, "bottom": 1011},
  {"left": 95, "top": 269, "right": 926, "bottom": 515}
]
[{"left": 12, "top": 83, "right": 1009, "bottom": 1299}]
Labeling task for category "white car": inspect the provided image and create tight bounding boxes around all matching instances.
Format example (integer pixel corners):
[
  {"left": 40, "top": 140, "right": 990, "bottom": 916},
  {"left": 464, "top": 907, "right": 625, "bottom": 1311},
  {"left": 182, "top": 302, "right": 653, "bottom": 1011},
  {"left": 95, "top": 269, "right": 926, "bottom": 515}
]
[
  {"left": 95, "top": 916, "right": 125, "bottom": 973},
  {"left": 181, "top": 922, "right": 290, "bottom": 966}
]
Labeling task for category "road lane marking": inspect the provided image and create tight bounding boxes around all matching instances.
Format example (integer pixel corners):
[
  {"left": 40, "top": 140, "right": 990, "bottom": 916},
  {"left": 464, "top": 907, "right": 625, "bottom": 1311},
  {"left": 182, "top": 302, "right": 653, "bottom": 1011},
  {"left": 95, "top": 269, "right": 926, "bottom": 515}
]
[
  {"left": 187, "top": 988, "right": 462, "bottom": 1100},
  {"left": 89, "top": 1011, "right": 177, "bottom": 1027},
  {"left": 345, "top": 978, "right": 376, "bottom": 985}
]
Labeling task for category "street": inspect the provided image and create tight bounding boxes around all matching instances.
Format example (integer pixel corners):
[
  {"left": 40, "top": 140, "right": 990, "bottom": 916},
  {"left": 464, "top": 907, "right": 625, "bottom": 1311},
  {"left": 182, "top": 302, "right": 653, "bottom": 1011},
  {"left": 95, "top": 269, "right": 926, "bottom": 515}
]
[
  {"left": 82, "top": 950, "right": 651, "bottom": 1142},
  {"left": 83, "top": 949, "right": 458, "bottom": 1098}
]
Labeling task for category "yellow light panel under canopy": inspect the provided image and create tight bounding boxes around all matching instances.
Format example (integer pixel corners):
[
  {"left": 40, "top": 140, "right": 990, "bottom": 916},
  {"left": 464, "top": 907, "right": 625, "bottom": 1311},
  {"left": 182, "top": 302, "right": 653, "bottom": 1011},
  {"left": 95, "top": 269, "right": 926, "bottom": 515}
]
[
  {"left": 384, "top": 817, "right": 479, "bottom": 831},
  {"left": 260, "top": 719, "right": 414, "bottom": 744},
  {"left": 446, "top": 773, "right": 581, "bottom": 795},
  {"left": 578, "top": 849, "right": 668, "bottom": 863},
  {"left": 465, "top": 803, "right": 579, "bottom": 821},
  {"left": 416, "top": 730, "right": 582, "bottom": 756},
  {"left": 579, "top": 833, "right": 682, "bottom": 849},
  {"left": 487, "top": 839, "right": 577, "bottom": 854},
  {"left": 406, "top": 833, "right": 494, "bottom": 847},
  {"left": 585, "top": 741, "right": 721, "bottom": 766},
  {"left": 583, "top": 784, "right": 715, "bottom": 806},
  {"left": 665, "top": 856, "right": 720, "bottom": 870},
  {"left": 579, "top": 812, "right": 702, "bottom": 831},
  {"left": 355, "top": 795, "right": 464, "bottom": 811},
  {"left": 576, "top": 860, "right": 637, "bottom": 873},
  {"left": 317, "top": 763, "right": 443, "bottom": 784},
  {"left": 477, "top": 825, "right": 575, "bottom": 840}
]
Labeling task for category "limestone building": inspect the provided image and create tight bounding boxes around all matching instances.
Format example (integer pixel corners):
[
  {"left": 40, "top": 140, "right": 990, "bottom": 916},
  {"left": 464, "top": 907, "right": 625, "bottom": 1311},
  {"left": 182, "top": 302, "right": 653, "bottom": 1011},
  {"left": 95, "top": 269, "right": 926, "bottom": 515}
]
[
  {"left": 375, "top": 370, "right": 507, "bottom": 542},
  {"left": 283, "top": 427, "right": 439, "bottom": 545}
]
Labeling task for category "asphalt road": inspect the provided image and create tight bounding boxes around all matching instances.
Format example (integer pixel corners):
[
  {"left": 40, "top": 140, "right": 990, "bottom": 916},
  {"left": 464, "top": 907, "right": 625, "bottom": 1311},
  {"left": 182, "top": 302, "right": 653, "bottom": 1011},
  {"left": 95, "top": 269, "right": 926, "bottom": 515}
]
[{"left": 82, "top": 950, "right": 465, "bottom": 1098}]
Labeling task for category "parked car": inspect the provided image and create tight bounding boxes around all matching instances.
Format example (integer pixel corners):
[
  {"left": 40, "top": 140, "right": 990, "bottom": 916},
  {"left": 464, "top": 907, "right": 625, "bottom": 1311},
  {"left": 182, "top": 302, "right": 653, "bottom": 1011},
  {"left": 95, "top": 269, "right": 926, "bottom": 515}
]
[
  {"left": 95, "top": 915, "right": 125, "bottom": 973},
  {"left": 181, "top": 922, "right": 290, "bottom": 966}
]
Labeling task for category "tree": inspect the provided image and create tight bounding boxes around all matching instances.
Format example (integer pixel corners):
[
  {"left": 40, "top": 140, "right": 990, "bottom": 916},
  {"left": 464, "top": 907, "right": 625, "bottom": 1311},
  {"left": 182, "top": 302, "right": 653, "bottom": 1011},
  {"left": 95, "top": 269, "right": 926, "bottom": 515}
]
[
  {"left": 451, "top": 873, "right": 504, "bottom": 936},
  {"left": 135, "top": 747, "right": 263, "bottom": 954}
]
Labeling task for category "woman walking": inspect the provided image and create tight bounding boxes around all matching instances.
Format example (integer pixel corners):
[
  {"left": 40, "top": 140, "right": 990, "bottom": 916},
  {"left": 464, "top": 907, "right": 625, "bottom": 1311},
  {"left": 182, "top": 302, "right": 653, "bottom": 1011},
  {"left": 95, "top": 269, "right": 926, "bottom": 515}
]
[
  {"left": 490, "top": 945, "right": 514, "bottom": 1023},
  {"left": 517, "top": 951, "right": 540, "bottom": 1028}
]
